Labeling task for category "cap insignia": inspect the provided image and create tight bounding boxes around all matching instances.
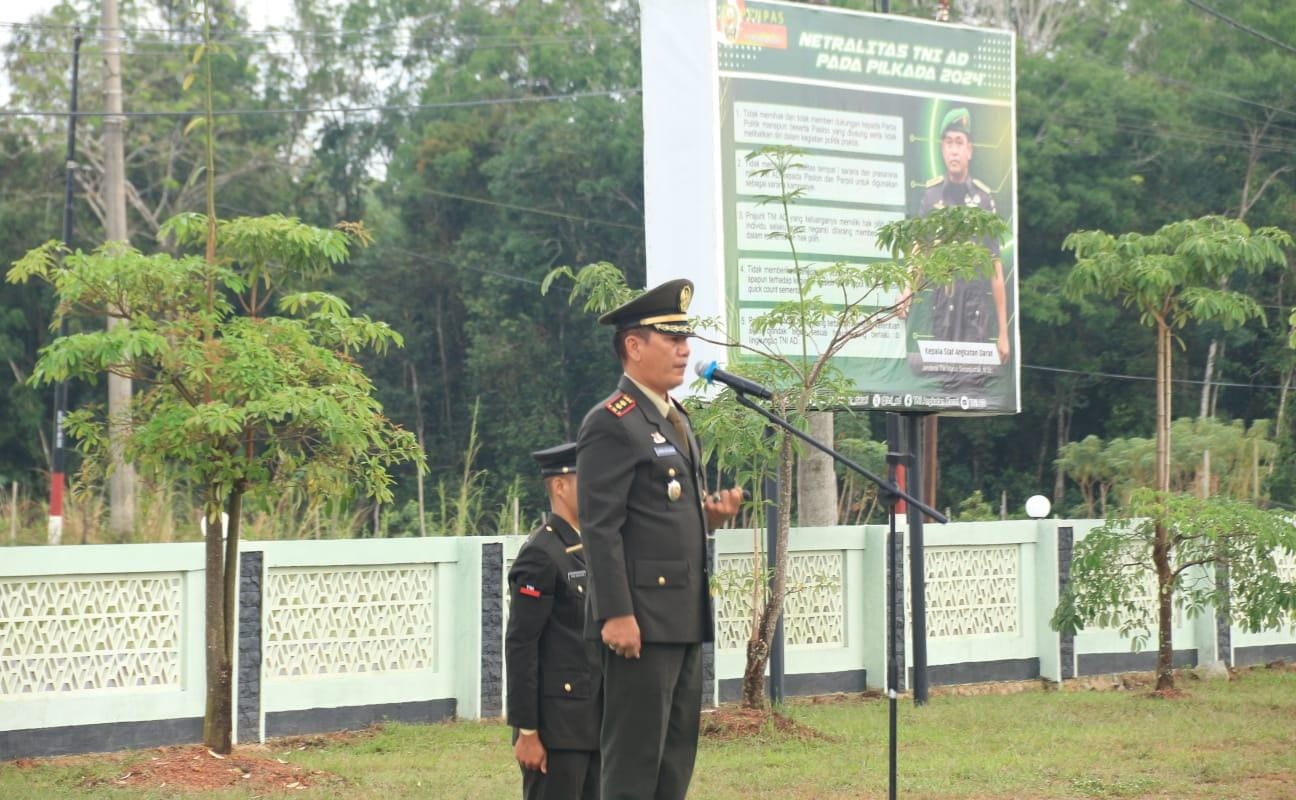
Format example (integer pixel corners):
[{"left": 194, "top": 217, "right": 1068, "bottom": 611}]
[{"left": 679, "top": 284, "right": 693, "bottom": 312}]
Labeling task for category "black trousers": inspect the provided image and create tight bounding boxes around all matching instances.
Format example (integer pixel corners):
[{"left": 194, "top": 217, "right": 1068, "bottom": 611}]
[
  {"left": 521, "top": 747, "right": 601, "bottom": 800},
  {"left": 600, "top": 642, "right": 702, "bottom": 800}
]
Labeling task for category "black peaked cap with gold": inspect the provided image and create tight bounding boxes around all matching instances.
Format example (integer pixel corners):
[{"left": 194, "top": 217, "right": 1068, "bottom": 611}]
[
  {"left": 531, "top": 442, "right": 578, "bottom": 477},
  {"left": 597, "top": 278, "right": 695, "bottom": 336}
]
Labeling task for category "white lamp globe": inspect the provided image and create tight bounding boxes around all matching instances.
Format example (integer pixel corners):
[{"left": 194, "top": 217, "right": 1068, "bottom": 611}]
[{"left": 1025, "top": 495, "right": 1051, "bottom": 519}]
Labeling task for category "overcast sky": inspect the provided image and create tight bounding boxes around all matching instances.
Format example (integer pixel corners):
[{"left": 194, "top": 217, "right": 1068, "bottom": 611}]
[
  {"left": 9, "top": 0, "right": 295, "bottom": 30},
  {"left": 2, "top": 1, "right": 296, "bottom": 104}
]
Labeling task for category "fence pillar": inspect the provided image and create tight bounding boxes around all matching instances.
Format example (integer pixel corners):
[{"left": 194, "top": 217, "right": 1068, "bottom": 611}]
[
  {"left": 480, "top": 542, "right": 504, "bottom": 718},
  {"left": 1057, "top": 526, "right": 1075, "bottom": 680},
  {"left": 236, "top": 550, "right": 264, "bottom": 743}
]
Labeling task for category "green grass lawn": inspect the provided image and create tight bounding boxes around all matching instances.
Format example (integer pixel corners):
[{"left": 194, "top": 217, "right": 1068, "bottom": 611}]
[{"left": 2, "top": 669, "right": 1294, "bottom": 799}]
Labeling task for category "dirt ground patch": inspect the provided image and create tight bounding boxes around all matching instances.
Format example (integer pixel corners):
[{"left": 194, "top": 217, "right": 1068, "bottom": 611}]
[
  {"left": 79, "top": 743, "right": 343, "bottom": 794},
  {"left": 700, "top": 706, "right": 832, "bottom": 742}
]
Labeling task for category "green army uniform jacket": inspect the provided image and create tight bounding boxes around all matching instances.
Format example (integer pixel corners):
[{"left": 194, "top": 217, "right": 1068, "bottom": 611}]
[
  {"left": 920, "top": 175, "right": 1000, "bottom": 343},
  {"left": 505, "top": 513, "right": 603, "bottom": 750},
  {"left": 577, "top": 375, "right": 712, "bottom": 644}
]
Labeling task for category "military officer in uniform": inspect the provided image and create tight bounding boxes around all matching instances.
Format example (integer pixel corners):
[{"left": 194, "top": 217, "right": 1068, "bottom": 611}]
[
  {"left": 911, "top": 107, "right": 1010, "bottom": 363},
  {"left": 506, "top": 442, "right": 603, "bottom": 800},
  {"left": 577, "top": 278, "right": 743, "bottom": 800}
]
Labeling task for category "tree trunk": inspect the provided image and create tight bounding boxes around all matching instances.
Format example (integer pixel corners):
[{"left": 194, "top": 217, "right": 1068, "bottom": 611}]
[
  {"left": 1156, "top": 320, "right": 1171, "bottom": 496},
  {"left": 1154, "top": 318, "right": 1175, "bottom": 690},
  {"left": 1199, "top": 339, "right": 1218, "bottom": 419},
  {"left": 1276, "top": 366, "right": 1294, "bottom": 459},
  {"left": 202, "top": 495, "right": 233, "bottom": 752},
  {"left": 796, "top": 411, "right": 837, "bottom": 525},
  {"left": 435, "top": 292, "right": 453, "bottom": 431},
  {"left": 409, "top": 362, "right": 427, "bottom": 536},
  {"left": 1052, "top": 403, "right": 1069, "bottom": 507},
  {"left": 740, "top": 434, "right": 794, "bottom": 709}
]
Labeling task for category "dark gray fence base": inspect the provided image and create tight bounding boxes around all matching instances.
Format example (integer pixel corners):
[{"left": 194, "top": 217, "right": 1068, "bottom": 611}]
[
  {"left": 0, "top": 717, "right": 204, "bottom": 760},
  {"left": 924, "top": 657, "right": 1039, "bottom": 685},
  {"left": 718, "top": 669, "right": 866, "bottom": 703},
  {"left": 265, "top": 699, "right": 457, "bottom": 738},
  {"left": 1077, "top": 649, "right": 1197, "bottom": 675},
  {"left": 1233, "top": 644, "right": 1296, "bottom": 666}
]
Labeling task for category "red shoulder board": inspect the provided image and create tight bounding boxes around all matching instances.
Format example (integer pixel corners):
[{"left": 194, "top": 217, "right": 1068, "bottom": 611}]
[{"left": 605, "top": 393, "right": 636, "bottom": 417}]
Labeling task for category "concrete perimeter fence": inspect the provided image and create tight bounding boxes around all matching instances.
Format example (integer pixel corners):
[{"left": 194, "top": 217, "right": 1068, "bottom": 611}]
[{"left": 3, "top": 521, "right": 1294, "bottom": 759}]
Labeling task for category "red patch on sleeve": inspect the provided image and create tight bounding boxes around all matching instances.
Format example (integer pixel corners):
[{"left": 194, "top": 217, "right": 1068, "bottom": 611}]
[
  {"left": 519, "top": 584, "right": 541, "bottom": 598},
  {"left": 605, "top": 393, "right": 636, "bottom": 417}
]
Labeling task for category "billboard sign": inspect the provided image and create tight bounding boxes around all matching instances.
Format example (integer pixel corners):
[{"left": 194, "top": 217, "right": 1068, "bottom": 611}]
[{"left": 642, "top": 0, "right": 1019, "bottom": 414}]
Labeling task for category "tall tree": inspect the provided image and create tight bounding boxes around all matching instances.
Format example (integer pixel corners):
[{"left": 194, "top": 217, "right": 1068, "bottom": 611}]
[{"left": 1064, "top": 215, "right": 1290, "bottom": 688}]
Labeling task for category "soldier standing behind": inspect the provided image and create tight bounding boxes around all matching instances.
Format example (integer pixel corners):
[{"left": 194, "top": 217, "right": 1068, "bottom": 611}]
[
  {"left": 506, "top": 442, "right": 602, "bottom": 800},
  {"left": 578, "top": 279, "right": 743, "bottom": 800}
]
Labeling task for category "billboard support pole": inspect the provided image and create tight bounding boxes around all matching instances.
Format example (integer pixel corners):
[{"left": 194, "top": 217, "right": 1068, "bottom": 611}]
[
  {"left": 903, "top": 413, "right": 930, "bottom": 706},
  {"left": 736, "top": 394, "right": 946, "bottom": 800}
]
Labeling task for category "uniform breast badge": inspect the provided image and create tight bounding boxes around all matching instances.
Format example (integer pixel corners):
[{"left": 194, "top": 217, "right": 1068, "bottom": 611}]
[
  {"left": 667, "top": 478, "right": 682, "bottom": 501},
  {"left": 651, "top": 431, "right": 666, "bottom": 444}
]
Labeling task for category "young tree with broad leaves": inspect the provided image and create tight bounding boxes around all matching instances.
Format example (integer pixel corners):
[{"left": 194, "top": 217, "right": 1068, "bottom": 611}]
[
  {"left": 1062, "top": 215, "right": 1291, "bottom": 689},
  {"left": 8, "top": 213, "right": 424, "bottom": 751}
]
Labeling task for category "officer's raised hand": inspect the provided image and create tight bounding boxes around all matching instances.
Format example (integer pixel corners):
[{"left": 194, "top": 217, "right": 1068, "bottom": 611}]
[
  {"left": 704, "top": 486, "right": 744, "bottom": 528},
  {"left": 602, "top": 613, "right": 641, "bottom": 659}
]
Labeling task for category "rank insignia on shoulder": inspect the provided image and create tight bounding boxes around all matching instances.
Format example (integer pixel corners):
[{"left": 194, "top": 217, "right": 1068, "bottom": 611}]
[
  {"left": 605, "top": 393, "right": 636, "bottom": 417},
  {"left": 519, "top": 584, "right": 542, "bottom": 598}
]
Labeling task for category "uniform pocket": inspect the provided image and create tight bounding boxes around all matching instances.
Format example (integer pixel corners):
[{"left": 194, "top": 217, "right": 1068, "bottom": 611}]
[
  {"left": 633, "top": 559, "right": 689, "bottom": 589},
  {"left": 542, "top": 671, "right": 591, "bottom": 699}
]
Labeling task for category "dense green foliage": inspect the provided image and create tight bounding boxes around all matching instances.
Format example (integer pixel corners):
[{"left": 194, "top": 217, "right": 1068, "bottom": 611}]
[{"left": 5, "top": 0, "right": 1296, "bottom": 534}]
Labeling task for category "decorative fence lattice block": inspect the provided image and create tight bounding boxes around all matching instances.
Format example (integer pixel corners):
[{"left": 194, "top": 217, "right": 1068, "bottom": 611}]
[
  {"left": 714, "top": 551, "right": 844, "bottom": 651},
  {"left": 1276, "top": 548, "right": 1296, "bottom": 629},
  {"left": 906, "top": 545, "right": 1019, "bottom": 638},
  {"left": 263, "top": 565, "right": 436, "bottom": 678},
  {"left": 1277, "top": 548, "right": 1296, "bottom": 583},
  {"left": 0, "top": 574, "right": 183, "bottom": 696}
]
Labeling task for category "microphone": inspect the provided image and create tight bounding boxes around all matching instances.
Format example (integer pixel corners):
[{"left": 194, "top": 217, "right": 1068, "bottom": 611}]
[{"left": 694, "top": 360, "right": 773, "bottom": 400}]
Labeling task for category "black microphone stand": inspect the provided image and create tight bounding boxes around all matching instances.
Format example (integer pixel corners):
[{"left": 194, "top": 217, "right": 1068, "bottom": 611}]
[{"left": 731, "top": 391, "right": 946, "bottom": 800}]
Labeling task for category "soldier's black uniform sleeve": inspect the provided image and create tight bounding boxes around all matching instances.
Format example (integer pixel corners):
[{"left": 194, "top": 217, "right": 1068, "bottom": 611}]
[
  {"left": 577, "top": 407, "right": 636, "bottom": 623},
  {"left": 505, "top": 543, "right": 559, "bottom": 731}
]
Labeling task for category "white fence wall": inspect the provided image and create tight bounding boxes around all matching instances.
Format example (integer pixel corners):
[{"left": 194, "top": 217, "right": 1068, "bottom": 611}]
[{"left": 3, "top": 521, "right": 1294, "bottom": 759}]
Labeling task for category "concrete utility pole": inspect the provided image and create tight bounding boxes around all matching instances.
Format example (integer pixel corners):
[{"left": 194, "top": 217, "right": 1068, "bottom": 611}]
[
  {"left": 50, "top": 29, "right": 84, "bottom": 546},
  {"left": 102, "top": 0, "right": 136, "bottom": 536}
]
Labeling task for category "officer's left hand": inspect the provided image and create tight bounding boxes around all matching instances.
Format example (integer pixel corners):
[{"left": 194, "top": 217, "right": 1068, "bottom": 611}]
[
  {"left": 515, "top": 731, "right": 547, "bottom": 774},
  {"left": 704, "top": 487, "right": 744, "bottom": 528}
]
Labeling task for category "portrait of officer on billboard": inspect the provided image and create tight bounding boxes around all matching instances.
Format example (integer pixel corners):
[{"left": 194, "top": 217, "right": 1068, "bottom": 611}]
[{"left": 907, "top": 107, "right": 1010, "bottom": 369}]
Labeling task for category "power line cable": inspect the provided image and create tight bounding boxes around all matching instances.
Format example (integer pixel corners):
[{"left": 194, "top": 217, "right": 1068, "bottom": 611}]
[
  {"left": 420, "top": 188, "right": 642, "bottom": 231},
  {"left": 0, "top": 17, "right": 630, "bottom": 42},
  {"left": 0, "top": 87, "right": 641, "bottom": 119},
  {"left": 1182, "top": 0, "right": 1296, "bottom": 57},
  {"left": 3, "top": 32, "right": 634, "bottom": 57},
  {"left": 1025, "top": 363, "right": 1289, "bottom": 391}
]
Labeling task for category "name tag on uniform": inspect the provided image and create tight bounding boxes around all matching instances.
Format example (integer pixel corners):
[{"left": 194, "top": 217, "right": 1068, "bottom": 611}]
[
  {"left": 567, "top": 570, "right": 586, "bottom": 580},
  {"left": 654, "top": 445, "right": 678, "bottom": 457}
]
